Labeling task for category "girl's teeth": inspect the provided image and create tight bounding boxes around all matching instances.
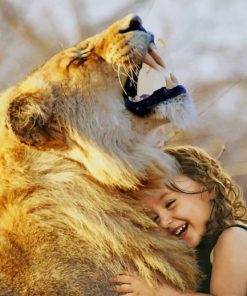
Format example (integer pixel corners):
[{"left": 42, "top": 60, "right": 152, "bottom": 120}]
[{"left": 175, "top": 224, "right": 187, "bottom": 236}]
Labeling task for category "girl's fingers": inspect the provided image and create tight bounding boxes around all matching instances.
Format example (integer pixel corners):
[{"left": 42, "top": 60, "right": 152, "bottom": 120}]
[
  {"left": 111, "top": 284, "right": 133, "bottom": 293},
  {"left": 110, "top": 274, "right": 133, "bottom": 284}
]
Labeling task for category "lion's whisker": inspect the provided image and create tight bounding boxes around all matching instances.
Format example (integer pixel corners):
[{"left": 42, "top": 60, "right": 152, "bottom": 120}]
[
  {"left": 128, "top": 56, "right": 140, "bottom": 81},
  {"left": 126, "top": 56, "right": 136, "bottom": 87},
  {"left": 117, "top": 64, "right": 128, "bottom": 95},
  {"left": 121, "top": 58, "right": 138, "bottom": 93},
  {"left": 127, "top": 57, "right": 139, "bottom": 89},
  {"left": 112, "top": 63, "right": 128, "bottom": 78},
  {"left": 121, "top": 57, "right": 133, "bottom": 82},
  {"left": 130, "top": 45, "right": 143, "bottom": 59},
  {"left": 131, "top": 58, "right": 141, "bottom": 76}
]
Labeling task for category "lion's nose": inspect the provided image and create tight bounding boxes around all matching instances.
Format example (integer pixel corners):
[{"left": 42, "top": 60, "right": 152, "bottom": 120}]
[
  {"left": 129, "top": 16, "right": 146, "bottom": 32},
  {"left": 119, "top": 15, "right": 146, "bottom": 34},
  {"left": 129, "top": 16, "right": 142, "bottom": 30}
]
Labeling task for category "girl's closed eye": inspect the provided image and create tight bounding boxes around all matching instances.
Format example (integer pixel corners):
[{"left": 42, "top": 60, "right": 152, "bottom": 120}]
[
  {"left": 149, "top": 200, "right": 176, "bottom": 224},
  {"left": 152, "top": 215, "right": 160, "bottom": 224},
  {"left": 147, "top": 211, "right": 159, "bottom": 224},
  {"left": 165, "top": 199, "right": 175, "bottom": 209}
]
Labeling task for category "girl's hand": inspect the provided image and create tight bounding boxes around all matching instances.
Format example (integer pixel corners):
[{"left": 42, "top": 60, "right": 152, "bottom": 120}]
[
  {"left": 110, "top": 273, "right": 182, "bottom": 296},
  {"left": 110, "top": 273, "right": 155, "bottom": 296}
]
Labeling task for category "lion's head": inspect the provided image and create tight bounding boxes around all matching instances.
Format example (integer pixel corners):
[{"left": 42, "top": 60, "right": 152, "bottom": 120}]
[{"left": 4, "top": 14, "right": 195, "bottom": 190}]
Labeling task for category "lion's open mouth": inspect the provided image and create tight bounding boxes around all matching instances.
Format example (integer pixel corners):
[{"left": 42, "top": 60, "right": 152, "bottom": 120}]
[
  {"left": 123, "top": 43, "right": 187, "bottom": 117},
  {"left": 121, "top": 18, "right": 195, "bottom": 126}
]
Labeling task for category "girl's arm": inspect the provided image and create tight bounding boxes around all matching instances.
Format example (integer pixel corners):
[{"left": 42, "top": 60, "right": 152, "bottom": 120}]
[
  {"left": 209, "top": 226, "right": 247, "bottom": 296},
  {"left": 111, "top": 227, "right": 247, "bottom": 296}
]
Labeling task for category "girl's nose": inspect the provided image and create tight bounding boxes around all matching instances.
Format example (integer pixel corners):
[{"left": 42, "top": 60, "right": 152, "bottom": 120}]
[{"left": 159, "top": 212, "right": 172, "bottom": 228}]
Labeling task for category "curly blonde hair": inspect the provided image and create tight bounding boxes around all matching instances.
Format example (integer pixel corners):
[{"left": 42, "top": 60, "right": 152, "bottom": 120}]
[{"left": 162, "top": 145, "right": 247, "bottom": 240}]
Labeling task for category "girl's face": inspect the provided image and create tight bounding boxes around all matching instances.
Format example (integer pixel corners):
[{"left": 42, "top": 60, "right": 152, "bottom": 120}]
[{"left": 141, "top": 175, "right": 215, "bottom": 247}]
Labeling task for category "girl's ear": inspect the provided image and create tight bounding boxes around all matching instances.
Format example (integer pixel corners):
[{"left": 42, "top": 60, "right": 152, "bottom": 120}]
[
  {"left": 7, "top": 94, "right": 67, "bottom": 150},
  {"left": 208, "top": 190, "right": 216, "bottom": 201}
]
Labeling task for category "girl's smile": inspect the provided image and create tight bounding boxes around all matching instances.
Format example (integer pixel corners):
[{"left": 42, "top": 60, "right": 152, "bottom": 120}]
[{"left": 141, "top": 175, "right": 215, "bottom": 247}]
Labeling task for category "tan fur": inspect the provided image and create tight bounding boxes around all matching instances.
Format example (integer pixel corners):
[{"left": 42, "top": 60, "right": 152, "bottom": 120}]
[{"left": 0, "top": 15, "right": 199, "bottom": 295}]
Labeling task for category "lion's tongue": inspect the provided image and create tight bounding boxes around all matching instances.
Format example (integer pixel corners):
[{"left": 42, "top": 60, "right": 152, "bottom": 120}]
[{"left": 124, "top": 85, "right": 187, "bottom": 117}]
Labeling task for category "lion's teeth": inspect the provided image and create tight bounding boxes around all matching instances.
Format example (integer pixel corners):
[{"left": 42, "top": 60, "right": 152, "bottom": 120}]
[
  {"left": 165, "top": 76, "right": 174, "bottom": 89},
  {"left": 148, "top": 43, "right": 166, "bottom": 68},
  {"left": 143, "top": 52, "right": 159, "bottom": 71},
  {"left": 128, "top": 96, "right": 141, "bottom": 102},
  {"left": 170, "top": 73, "right": 178, "bottom": 85},
  {"left": 165, "top": 73, "right": 179, "bottom": 89},
  {"left": 133, "top": 95, "right": 141, "bottom": 102}
]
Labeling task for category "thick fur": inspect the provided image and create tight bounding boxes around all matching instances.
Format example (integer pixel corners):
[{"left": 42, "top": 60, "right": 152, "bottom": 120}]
[{"left": 0, "top": 15, "right": 199, "bottom": 295}]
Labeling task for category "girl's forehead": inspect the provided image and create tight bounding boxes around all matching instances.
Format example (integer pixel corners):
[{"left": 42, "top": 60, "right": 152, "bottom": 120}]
[
  {"left": 171, "top": 174, "right": 192, "bottom": 183},
  {"left": 141, "top": 174, "right": 204, "bottom": 202},
  {"left": 170, "top": 174, "right": 203, "bottom": 190}
]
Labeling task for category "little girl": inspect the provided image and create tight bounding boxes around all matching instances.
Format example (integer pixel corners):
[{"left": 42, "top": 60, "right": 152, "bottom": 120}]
[{"left": 111, "top": 145, "right": 247, "bottom": 296}]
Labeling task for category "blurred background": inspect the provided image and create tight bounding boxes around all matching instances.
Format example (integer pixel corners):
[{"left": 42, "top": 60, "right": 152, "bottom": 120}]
[{"left": 0, "top": 0, "right": 246, "bottom": 198}]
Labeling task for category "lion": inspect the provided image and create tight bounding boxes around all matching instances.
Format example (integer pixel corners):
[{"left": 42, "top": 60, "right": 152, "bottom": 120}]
[{"left": 0, "top": 15, "right": 199, "bottom": 295}]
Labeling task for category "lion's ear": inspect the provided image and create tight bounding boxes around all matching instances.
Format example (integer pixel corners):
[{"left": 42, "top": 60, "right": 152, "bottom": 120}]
[{"left": 7, "top": 94, "right": 67, "bottom": 150}]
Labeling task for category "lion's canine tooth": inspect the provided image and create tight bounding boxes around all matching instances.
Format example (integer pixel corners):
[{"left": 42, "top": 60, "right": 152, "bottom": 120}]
[
  {"left": 165, "top": 76, "right": 174, "bottom": 89},
  {"left": 170, "top": 73, "right": 178, "bottom": 85},
  {"left": 148, "top": 43, "right": 166, "bottom": 68},
  {"left": 143, "top": 53, "right": 159, "bottom": 70}
]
